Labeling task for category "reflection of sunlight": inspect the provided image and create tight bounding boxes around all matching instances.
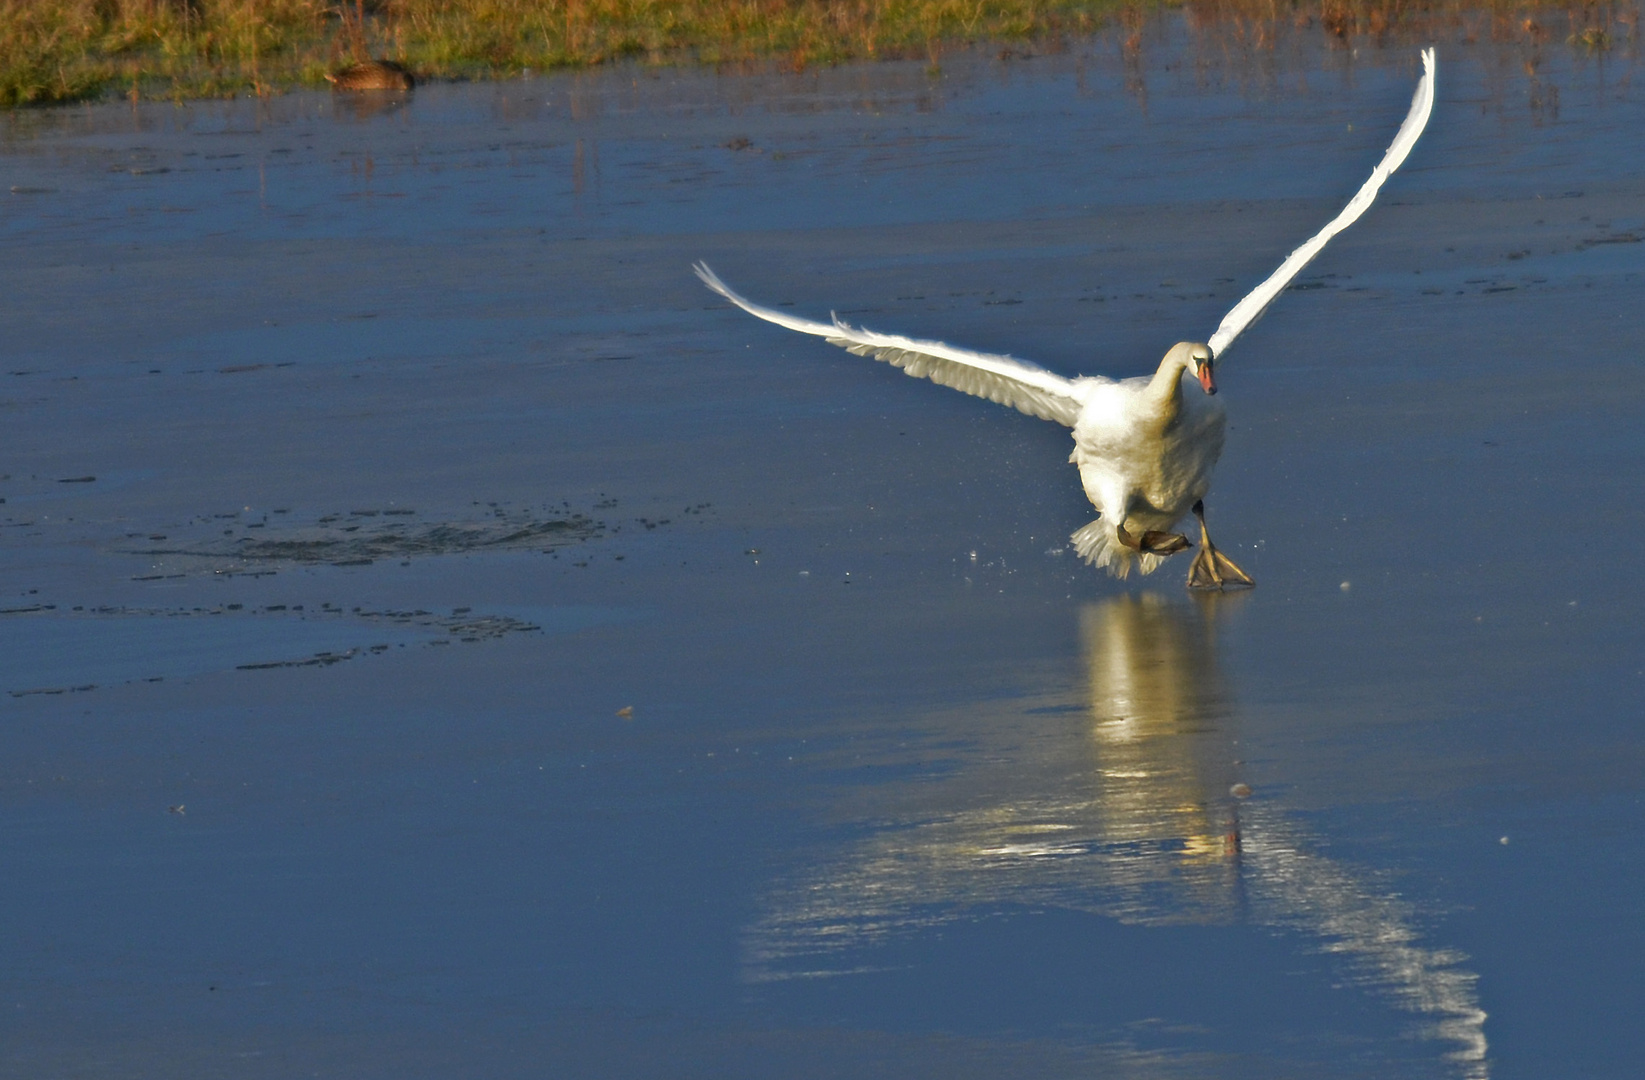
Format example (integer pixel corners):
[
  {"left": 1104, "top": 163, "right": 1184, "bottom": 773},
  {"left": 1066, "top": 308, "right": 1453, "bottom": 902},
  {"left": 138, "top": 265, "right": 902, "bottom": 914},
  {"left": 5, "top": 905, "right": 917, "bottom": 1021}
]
[
  {"left": 1239, "top": 812, "right": 1489, "bottom": 1074},
  {"left": 746, "top": 594, "right": 1488, "bottom": 1075}
]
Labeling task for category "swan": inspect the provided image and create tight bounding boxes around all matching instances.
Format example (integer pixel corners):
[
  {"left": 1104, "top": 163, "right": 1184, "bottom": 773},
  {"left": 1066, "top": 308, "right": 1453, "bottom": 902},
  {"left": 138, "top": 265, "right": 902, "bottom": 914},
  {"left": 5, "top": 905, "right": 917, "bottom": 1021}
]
[{"left": 696, "top": 49, "right": 1435, "bottom": 588}]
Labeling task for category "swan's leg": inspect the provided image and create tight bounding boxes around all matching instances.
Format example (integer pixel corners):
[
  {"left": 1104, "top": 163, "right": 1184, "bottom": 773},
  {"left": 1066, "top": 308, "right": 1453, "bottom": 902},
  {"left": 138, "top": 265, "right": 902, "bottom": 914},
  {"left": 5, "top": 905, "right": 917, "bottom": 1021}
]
[
  {"left": 1186, "top": 501, "right": 1254, "bottom": 590},
  {"left": 1115, "top": 521, "right": 1191, "bottom": 556}
]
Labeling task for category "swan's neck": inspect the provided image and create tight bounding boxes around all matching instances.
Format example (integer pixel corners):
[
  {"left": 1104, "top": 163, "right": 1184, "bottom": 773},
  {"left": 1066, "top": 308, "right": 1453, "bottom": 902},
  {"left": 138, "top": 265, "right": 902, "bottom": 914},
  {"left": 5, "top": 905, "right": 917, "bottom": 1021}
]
[{"left": 1145, "top": 352, "right": 1192, "bottom": 416}]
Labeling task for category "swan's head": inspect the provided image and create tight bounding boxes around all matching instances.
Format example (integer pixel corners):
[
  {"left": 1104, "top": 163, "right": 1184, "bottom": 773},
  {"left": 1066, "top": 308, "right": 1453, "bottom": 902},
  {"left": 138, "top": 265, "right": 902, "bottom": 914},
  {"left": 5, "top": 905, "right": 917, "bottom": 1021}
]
[{"left": 1169, "top": 342, "right": 1217, "bottom": 395}]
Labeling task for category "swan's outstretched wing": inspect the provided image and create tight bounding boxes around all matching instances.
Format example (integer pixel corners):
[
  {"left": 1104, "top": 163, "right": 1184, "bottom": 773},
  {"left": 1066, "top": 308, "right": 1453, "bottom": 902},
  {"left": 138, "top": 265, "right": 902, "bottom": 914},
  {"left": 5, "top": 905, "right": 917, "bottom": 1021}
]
[
  {"left": 695, "top": 262, "right": 1085, "bottom": 428},
  {"left": 1207, "top": 47, "right": 1437, "bottom": 359}
]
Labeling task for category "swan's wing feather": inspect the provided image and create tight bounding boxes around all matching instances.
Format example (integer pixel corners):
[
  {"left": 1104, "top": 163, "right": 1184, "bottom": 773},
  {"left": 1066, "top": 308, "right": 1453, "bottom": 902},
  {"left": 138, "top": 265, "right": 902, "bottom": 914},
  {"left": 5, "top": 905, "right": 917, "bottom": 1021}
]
[
  {"left": 695, "top": 262, "right": 1084, "bottom": 427},
  {"left": 821, "top": 325, "right": 1086, "bottom": 428},
  {"left": 1207, "top": 47, "right": 1436, "bottom": 359}
]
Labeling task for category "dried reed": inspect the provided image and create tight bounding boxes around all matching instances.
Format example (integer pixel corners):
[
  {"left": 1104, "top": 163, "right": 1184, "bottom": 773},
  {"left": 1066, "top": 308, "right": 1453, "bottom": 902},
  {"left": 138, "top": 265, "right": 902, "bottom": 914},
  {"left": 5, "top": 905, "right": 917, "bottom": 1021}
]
[{"left": 1, "top": 0, "right": 1635, "bottom": 107}]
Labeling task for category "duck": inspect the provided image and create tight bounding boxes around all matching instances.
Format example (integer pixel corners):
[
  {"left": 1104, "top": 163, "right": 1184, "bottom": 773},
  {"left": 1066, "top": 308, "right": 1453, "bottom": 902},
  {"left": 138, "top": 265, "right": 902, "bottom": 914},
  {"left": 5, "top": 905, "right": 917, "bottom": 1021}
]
[
  {"left": 697, "top": 49, "right": 1435, "bottom": 588},
  {"left": 325, "top": 59, "right": 415, "bottom": 92}
]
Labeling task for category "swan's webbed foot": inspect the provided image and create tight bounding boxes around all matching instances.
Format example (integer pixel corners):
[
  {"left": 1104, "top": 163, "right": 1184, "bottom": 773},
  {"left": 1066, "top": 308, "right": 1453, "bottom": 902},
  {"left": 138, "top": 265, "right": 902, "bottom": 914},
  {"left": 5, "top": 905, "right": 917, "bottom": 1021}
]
[
  {"left": 1141, "top": 530, "right": 1192, "bottom": 555},
  {"left": 1116, "top": 523, "right": 1192, "bottom": 556},
  {"left": 1186, "top": 500, "right": 1254, "bottom": 590}
]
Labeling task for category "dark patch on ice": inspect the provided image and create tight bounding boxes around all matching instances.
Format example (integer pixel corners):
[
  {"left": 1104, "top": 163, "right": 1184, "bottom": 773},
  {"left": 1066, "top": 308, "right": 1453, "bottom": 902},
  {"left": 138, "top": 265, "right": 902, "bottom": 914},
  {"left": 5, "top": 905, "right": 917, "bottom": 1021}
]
[
  {"left": 120, "top": 510, "right": 604, "bottom": 567},
  {"left": 1, "top": 603, "right": 552, "bottom": 695},
  {"left": 10, "top": 684, "right": 96, "bottom": 698},
  {"left": 1579, "top": 232, "right": 1640, "bottom": 248}
]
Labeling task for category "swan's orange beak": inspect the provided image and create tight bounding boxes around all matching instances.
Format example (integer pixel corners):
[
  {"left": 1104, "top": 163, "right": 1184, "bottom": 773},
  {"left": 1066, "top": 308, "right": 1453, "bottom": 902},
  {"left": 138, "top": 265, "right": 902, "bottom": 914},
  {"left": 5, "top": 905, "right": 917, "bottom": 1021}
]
[{"left": 1197, "top": 361, "right": 1217, "bottom": 395}]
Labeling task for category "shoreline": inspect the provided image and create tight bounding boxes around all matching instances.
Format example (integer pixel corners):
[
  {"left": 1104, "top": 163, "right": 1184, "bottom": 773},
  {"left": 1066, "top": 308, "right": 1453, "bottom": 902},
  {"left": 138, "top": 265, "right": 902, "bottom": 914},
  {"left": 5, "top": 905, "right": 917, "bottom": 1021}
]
[{"left": 2, "top": 0, "right": 1636, "bottom": 109}]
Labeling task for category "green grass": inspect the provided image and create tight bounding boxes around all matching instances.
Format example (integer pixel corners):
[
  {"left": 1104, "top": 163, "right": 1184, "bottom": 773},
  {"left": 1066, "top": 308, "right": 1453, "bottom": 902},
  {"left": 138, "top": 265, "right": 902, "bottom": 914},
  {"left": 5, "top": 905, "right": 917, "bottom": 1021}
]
[{"left": 1, "top": 0, "right": 1635, "bottom": 107}]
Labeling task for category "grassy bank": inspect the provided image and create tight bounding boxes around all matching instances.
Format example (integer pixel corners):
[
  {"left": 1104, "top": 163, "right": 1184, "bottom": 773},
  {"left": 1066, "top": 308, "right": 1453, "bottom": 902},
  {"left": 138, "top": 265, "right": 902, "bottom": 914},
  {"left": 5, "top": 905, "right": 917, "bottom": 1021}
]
[{"left": 1, "top": 0, "right": 1636, "bottom": 107}]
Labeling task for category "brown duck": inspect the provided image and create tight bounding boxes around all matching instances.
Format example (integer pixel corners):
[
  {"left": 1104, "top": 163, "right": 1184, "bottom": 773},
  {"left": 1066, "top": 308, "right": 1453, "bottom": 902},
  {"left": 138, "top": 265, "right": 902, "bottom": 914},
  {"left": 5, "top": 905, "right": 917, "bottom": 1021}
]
[{"left": 325, "top": 60, "right": 415, "bottom": 92}]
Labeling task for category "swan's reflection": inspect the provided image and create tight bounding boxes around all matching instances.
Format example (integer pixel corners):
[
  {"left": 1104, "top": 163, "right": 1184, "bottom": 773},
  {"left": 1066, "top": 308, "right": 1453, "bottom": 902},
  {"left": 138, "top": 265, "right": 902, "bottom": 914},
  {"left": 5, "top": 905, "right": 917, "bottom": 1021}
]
[
  {"left": 746, "top": 594, "right": 1487, "bottom": 1076},
  {"left": 1080, "top": 594, "right": 1246, "bottom": 903}
]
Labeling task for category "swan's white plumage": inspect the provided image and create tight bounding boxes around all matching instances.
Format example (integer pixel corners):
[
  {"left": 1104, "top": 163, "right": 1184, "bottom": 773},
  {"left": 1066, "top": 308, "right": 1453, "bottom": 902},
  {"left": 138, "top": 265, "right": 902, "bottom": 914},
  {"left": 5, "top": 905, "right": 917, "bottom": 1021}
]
[
  {"left": 1063, "top": 346, "right": 1227, "bottom": 577},
  {"left": 694, "top": 262, "right": 1088, "bottom": 427},
  {"left": 695, "top": 51, "right": 1436, "bottom": 579},
  {"left": 1207, "top": 47, "right": 1436, "bottom": 358}
]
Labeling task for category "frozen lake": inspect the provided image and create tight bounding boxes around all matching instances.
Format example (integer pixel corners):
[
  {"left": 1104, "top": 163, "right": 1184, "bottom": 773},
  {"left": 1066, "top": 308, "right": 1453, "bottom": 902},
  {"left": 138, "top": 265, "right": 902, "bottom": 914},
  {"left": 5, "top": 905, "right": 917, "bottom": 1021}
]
[{"left": 2, "top": 19, "right": 1642, "bottom": 1079}]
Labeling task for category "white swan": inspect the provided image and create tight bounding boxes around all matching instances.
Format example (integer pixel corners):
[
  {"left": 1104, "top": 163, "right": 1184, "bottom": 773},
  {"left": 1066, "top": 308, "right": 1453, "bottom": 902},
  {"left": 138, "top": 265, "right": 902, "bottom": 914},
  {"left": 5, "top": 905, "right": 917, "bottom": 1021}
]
[{"left": 697, "top": 49, "right": 1435, "bottom": 587}]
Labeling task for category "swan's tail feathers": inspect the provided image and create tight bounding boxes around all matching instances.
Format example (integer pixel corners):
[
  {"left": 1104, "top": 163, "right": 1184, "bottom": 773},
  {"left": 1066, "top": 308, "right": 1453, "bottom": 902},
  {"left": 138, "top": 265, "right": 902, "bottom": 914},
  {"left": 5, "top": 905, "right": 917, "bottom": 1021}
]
[{"left": 1070, "top": 520, "right": 1166, "bottom": 579}]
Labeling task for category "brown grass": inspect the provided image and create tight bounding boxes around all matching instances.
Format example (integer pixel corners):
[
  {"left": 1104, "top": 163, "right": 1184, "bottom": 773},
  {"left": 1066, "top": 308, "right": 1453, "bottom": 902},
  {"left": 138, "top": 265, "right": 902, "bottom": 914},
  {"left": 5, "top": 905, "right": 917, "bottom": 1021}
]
[{"left": 1, "top": 0, "right": 1636, "bottom": 107}]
